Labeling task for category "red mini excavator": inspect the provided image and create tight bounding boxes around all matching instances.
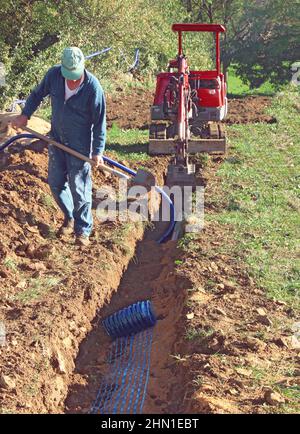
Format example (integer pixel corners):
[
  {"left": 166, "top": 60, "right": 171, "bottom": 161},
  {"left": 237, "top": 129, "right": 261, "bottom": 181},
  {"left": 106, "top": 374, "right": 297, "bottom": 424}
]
[{"left": 149, "top": 23, "right": 227, "bottom": 186}]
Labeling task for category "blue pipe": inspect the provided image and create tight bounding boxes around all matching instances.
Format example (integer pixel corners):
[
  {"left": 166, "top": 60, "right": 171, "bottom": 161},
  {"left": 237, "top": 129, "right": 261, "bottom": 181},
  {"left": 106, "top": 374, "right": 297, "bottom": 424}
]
[
  {"left": 128, "top": 48, "right": 139, "bottom": 72},
  {"left": 85, "top": 47, "right": 112, "bottom": 60},
  {"left": 0, "top": 134, "right": 175, "bottom": 242},
  {"left": 103, "top": 156, "right": 175, "bottom": 243},
  {"left": 0, "top": 133, "right": 37, "bottom": 152},
  {"left": 156, "top": 188, "right": 175, "bottom": 243}
]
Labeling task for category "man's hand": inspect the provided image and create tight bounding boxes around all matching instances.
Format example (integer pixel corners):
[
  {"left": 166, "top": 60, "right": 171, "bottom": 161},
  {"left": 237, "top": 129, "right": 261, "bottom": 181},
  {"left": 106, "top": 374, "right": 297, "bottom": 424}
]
[
  {"left": 92, "top": 154, "right": 104, "bottom": 167},
  {"left": 11, "top": 114, "right": 28, "bottom": 130}
]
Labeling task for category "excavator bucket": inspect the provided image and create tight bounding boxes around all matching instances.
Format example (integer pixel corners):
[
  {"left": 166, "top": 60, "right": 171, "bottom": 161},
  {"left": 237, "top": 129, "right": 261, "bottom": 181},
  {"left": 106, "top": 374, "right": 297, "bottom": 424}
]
[
  {"left": 130, "top": 168, "right": 156, "bottom": 190},
  {"left": 166, "top": 162, "right": 196, "bottom": 187}
]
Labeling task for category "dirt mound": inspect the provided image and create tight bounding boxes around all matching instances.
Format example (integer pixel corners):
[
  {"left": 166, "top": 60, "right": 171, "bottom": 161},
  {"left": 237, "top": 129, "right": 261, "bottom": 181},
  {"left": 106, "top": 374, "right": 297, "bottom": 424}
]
[
  {"left": 0, "top": 113, "right": 170, "bottom": 413},
  {"left": 227, "top": 96, "right": 277, "bottom": 125},
  {"left": 106, "top": 88, "right": 153, "bottom": 130},
  {"left": 0, "top": 113, "right": 50, "bottom": 142},
  {"left": 106, "top": 89, "right": 276, "bottom": 130}
]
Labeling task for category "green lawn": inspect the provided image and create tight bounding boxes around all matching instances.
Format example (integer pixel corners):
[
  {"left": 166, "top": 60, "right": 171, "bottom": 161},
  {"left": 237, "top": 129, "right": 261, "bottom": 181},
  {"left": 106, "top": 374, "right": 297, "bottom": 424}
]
[
  {"left": 208, "top": 86, "right": 300, "bottom": 310},
  {"left": 227, "top": 66, "right": 276, "bottom": 97},
  {"left": 106, "top": 123, "right": 149, "bottom": 162}
]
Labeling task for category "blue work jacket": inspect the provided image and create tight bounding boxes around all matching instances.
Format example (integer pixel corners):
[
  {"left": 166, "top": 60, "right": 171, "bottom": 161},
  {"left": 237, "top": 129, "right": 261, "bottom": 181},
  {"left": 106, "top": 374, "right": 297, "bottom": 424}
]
[{"left": 22, "top": 66, "right": 106, "bottom": 156}]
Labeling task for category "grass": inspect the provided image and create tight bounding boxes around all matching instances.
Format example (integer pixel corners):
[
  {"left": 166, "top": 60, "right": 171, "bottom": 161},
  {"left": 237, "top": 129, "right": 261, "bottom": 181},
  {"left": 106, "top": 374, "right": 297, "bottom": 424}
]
[
  {"left": 242, "top": 364, "right": 300, "bottom": 414},
  {"left": 36, "top": 102, "right": 51, "bottom": 122},
  {"left": 39, "top": 193, "right": 56, "bottom": 211},
  {"left": 106, "top": 123, "right": 149, "bottom": 162},
  {"left": 192, "top": 375, "right": 204, "bottom": 387},
  {"left": 14, "top": 276, "right": 60, "bottom": 303},
  {"left": 178, "top": 233, "right": 201, "bottom": 253},
  {"left": 185, "top": 326, "right": 215, "bottom": 341},
  {"left": 110, "top": 222, "right": 139, "bottom": 255},
  {"left": 43, "top": 225, "right": 57, "bottom": 240},
  {"left": 3, "top": 257, "right": 17, "bottom": 271},
  {"left": 276, "top": 385, "right": 300, "bottom": 414},
  {"left": 101, "top": 73, "right": 155, "bottom": 96},
  {"left": 207, "top": 86, "right": 300, "bottom": 311},
  {"left": 227, "top": 66, "right": 276, "bottom": 97}
]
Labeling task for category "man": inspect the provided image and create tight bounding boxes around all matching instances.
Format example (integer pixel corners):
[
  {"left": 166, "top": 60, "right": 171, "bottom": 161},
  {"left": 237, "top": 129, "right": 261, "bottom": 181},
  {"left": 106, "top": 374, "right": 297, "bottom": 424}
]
[{"left": 12, "top": 46, "right": 106, "bottom": 246}]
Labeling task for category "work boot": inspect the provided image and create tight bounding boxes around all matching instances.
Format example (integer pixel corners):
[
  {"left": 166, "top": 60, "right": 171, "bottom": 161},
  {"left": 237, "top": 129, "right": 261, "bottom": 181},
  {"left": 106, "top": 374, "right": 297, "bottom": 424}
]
[
  {"left": 75, "top": 234, "right": 90, "bottom": 247},
  {"left": 57, "top": 219, "right": 74, "bottom": 237}
]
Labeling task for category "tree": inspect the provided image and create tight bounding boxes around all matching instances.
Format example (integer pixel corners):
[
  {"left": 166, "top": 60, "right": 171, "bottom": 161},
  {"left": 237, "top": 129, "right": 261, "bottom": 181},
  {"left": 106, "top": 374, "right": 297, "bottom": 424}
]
[
  {"left": 229, "top": 0, "right": 300, "bottom": 88},
  {"left": 180, "top": 0, "right": 245, "bottom": 75},
  {"left": 0, "top": 0, "right": 212, "bottom": 108},
  {"left": 181, "top": 0, "right": 300, "bottom": 88}
]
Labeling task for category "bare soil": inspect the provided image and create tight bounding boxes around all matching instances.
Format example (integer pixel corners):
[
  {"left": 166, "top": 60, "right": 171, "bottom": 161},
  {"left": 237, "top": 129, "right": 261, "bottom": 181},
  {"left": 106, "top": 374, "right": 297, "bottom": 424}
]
[
  {"left": 106, "top": 90, "right": 276, "bottom": 130},
  {"left": 0, "top": 117, "right": 171, "bottom": 413}
]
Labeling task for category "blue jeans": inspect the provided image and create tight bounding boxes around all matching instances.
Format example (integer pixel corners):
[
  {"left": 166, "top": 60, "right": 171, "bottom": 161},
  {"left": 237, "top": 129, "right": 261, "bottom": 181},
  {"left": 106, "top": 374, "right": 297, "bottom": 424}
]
[{"left": 48, "top": 144, "right": 93, "bottom": 236}]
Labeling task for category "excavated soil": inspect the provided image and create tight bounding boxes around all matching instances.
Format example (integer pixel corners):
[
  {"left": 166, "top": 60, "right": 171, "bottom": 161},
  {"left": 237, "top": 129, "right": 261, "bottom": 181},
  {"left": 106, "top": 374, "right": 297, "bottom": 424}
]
[
  {"left": 106, "top": 90, "right": 276, "bottom": 130},
  {"left": 225, "top": 96, "right": 277, "bottom": 125},
  {"left": 0, "top": 88, "right": 295, "bottom": 415},
  {"left": 0, "top": 116, "right": 171, "bottom": 413},
  {"left": 65, "top": 237, "right": 188, "bottom": 414}
]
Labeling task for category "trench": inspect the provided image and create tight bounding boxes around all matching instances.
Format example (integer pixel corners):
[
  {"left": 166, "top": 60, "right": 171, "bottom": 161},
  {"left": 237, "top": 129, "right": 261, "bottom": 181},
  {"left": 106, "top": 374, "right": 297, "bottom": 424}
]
[{"left": 64, "top": 221, "right": 190, "bottom": 414}]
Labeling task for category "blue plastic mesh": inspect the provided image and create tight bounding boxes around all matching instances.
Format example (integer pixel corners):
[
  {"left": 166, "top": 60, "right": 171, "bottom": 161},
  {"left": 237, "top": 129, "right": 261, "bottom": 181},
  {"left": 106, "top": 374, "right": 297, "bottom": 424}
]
[{"left": 90, "top": 300, "right": 156, "bottom": 414}]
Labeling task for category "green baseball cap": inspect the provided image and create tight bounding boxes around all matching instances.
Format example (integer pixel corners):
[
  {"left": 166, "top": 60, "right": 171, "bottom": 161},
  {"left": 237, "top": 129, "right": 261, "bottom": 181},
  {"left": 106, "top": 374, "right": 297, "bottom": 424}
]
[{"left": 61, "top": 47, "right": 85, "bottom": 80}]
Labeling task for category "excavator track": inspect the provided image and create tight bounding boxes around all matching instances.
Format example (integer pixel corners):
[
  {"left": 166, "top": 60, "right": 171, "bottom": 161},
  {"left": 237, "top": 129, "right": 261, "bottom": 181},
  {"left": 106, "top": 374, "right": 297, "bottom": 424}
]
[
  {"left": 148, "top": 122, "right": 227, "bottom": 155},
  {"left": 208, "top": 123, "right": 219, "bottom": 140}
]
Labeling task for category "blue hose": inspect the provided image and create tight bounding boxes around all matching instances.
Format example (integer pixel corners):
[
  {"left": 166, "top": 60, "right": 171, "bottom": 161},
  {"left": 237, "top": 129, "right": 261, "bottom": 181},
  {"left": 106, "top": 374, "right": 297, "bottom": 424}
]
[
  {"left": 0, "top": 134, "right": 175, "bottom": 242},
  {"left": 128, "top": 48, "right": 140, "bottom": 72},
  {"left": 0, "top": 133, "right": 37, "bottom": 152},
  {"left": 103, "top": 156, "right": 176, "bottom": 242},
  {"left": 85, "top": 47, "right": 112, "bottom": 60}
]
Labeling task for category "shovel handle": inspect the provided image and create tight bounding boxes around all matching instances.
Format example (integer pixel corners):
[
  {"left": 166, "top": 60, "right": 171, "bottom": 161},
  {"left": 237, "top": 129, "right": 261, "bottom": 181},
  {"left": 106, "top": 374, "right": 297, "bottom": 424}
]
[{"left": 22, "top": 126, "right": 125, "bottom": 178}]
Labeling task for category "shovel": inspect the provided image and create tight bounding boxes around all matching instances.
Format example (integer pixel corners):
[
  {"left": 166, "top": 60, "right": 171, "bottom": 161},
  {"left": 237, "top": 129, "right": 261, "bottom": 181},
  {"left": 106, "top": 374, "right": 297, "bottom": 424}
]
[{"left": 22, "top": 126, "right": 156, "bottom": 187}]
